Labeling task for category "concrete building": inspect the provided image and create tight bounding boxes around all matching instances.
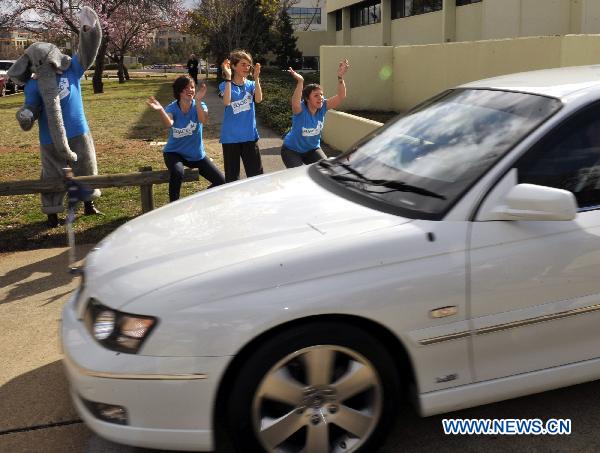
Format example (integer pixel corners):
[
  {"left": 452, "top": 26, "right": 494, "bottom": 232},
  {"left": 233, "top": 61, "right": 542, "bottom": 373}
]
[
  {"left": 147, "top": 28, "right": 190, "bottom": 49},
  {"left": 326, "top": 0, "right": 600, "bottom": 46},
  {"left": 0, "top": 28, "right": 36, "bottom": 57},
  {"left": 289, "top": 0, "right": 327, "bottom": 31},
  {"left": 292, "top": 0, "right": 337, "bottom": 67}
]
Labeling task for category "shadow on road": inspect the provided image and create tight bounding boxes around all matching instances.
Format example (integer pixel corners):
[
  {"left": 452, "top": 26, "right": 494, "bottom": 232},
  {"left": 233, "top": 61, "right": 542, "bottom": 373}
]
[
  {"left": 382, "top": 378, "right": 600, "bottom": 452},
  {"left": 0, "top": 244, "right": 95, "bottom": 305},
  {"left": 0, "top": 360, "right": 79, "bottom": 433}
]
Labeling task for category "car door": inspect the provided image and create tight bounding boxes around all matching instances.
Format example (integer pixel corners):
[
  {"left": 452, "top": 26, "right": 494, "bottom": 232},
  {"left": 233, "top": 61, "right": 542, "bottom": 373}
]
[{"left": 469, "top": 104, "right": 600, "bottom": 382}]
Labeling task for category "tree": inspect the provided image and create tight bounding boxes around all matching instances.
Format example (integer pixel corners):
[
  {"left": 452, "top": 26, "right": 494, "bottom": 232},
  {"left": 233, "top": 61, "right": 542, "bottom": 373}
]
[
  {"left": 106, "top": 2, "right": 187, "bottom": 83},
  {"left": 189, "top": 0, "right": 278, "bottom": 73},
  {"left": 273, "top": 6, "right": 301, "bottom": 69},
  {"left": 0, "top": 0, "right": 20, "bottom": 29},
  {"left": 17, "top": 0, "right": 185, "bottom": 93}
]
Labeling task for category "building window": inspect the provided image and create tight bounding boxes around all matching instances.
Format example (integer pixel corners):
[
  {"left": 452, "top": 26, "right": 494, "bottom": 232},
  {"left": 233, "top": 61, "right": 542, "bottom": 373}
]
[
  {"left": 456, "top": 0, "right": 481, "bottom": 5},
  {"left": 350, "top": 0, "right": 381, "bottom": 28},
  {"left": 335, "top": 10, "right": 343, "bottom": 31},
  {"left": 288, "top": 7, "right": 322, "bottom": 26},
  {"left": 392, "top": 0, "right": 442, "bottom": 19}
]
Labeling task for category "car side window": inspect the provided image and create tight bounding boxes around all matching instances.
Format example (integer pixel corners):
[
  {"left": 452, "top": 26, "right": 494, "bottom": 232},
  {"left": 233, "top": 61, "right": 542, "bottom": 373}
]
[{"left": 518, "top": 106, "right": 600, "bottom": 210}]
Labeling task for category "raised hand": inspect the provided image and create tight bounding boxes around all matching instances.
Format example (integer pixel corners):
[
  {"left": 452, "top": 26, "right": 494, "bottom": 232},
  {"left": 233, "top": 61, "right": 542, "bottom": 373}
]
[
  {"left": 146, "top": 96, "right": 163, "bottom": 111},
  {"left": 287, "top": 67, "right": 303, "bottom": 82},
  {"left": 253, "top": 62, "right": 261, "bottom": 79},
  {"left": 195, "top": 82, "right": 207, "bottom": 100},
  {"left": 222, "top": 59, "right": 232, "bottom": 80},
  {"left": 337, "top": 59, "right": 350, "bottom": 78}
]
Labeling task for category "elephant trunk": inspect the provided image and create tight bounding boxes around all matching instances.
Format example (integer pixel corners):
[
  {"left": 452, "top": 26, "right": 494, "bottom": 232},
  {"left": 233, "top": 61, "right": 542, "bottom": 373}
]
[{"left": 36, "top": 65, "right": 78, "bottom": 163}]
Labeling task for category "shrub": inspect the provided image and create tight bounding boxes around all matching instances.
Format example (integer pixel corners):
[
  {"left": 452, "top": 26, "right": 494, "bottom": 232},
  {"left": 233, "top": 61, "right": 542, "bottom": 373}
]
[{"left": 256, "top": 68, "right": 319, "bottom": 135}]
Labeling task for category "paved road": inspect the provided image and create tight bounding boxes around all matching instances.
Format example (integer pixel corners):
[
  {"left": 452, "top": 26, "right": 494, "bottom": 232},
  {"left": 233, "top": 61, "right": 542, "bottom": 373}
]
[
  {"left": 2, "top": 85, "right": 600, "bottom": 453},
  {"left": 3, "top": 246, "right": 600, "bottom": 453}
]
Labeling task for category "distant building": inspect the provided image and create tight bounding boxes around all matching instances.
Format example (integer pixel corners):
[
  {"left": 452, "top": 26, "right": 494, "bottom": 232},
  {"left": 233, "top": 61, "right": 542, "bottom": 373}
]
[
  {"left": 290, "top": 0, "right": 332, "bottom": 69},
  {"left": 326, "top": 0, "right": 600, "bottom": 46},
  {"left": 288, "top": 0, "right": 327, "bottom": 32},
  {"left": 0, "top": 28, "right": 36, "bottom": 57},
  {"left": 147, "top": 28, "right": 190, "bottom": 49}
]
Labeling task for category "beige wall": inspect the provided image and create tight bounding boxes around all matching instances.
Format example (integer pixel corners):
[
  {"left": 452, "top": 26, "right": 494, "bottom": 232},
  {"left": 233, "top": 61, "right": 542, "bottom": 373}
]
[
  {"left": 581, "top": 0, "right": 600, "bottom": 33},
  {"left": 456, "top": 2, "right": 483, "bottom": 42},
  {"left": 295, "top": 31, "right": 336, "bottom": 57},
  {"left": 321, "top": 46, "right": 394, "bottom": 110},
  {"left": 322, "top": 111, "right": 383, "bottom": 151},
  {"left": 561, "top": 35, "right": 600, "bottom": 66},
  {"left": 394, "top": 36, "right": 562, "bottom": 111},
  {"left": 336, "top": 30, "right": 343, "bottom": 45},
  {"left": 521, "top": 0, "right": 570, "bottom": 37},
  {"left": 391, "top": 11, "right": 444, "bottom": 45},
  {"left": 327, "top": 0, "right": 360, "bottom": 13},
  {"left": 481, "top": 0, "right": 521, "bottom": 39},
  {"left": 350, "top": 23, "right": 383, "bottom": 45},
  {"left": 323, "top": 36, "right": 566, "bottom": 114},
  {"left": 482, "top": 0, "right": 571, "bottom": 39}
]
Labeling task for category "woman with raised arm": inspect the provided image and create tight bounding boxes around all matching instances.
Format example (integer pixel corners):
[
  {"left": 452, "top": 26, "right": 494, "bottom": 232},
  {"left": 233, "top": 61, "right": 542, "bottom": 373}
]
[
  {"left": 280, "top": 59, "right": 350, "bottom": 168},
  {"left": 219, "top": 50, "right": 264, "bottom": 182},
  {"left": 147, "top": 75, "right": 225, "bottom": 202}
]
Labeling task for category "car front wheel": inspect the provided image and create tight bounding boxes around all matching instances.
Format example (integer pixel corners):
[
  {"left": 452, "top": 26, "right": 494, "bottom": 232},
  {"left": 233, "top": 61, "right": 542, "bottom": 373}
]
[{"left": 226, "top": 322, "right": 399, "bottom": 452}]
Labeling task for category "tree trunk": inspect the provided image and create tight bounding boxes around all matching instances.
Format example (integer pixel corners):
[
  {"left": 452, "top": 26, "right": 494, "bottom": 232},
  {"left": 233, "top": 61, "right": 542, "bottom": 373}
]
[
  {"left": 117, "top": 55, "right": 125, "bottom": 84},
  {"left": 93, "top": 36, "right": 109, "bottom": 94}
]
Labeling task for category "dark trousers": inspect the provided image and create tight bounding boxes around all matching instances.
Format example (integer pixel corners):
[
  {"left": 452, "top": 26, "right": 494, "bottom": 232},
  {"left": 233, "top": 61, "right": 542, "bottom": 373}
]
[
  {"left": 281, "top": 145, "right": 326, "bottom": 168},
  {"left": 189, "top": 70, "right": 198, "bottom": 85},
  {"left": 164, "top": 152, "right": 225, "bottom": 202},
  {"left": 222, "top": 141, "right": 264, "bottom": 183}
]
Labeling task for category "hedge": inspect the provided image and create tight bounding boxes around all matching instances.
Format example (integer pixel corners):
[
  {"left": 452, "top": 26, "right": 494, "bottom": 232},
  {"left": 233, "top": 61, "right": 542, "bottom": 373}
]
[{"left": 255, "top": 68, "right": 319, "bottom": 136}]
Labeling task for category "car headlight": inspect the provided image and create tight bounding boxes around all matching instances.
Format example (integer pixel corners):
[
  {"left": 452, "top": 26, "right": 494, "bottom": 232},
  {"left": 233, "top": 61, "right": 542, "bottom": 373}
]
[{"left": 85, "top": 299, "right": 157, "bottom": 354}]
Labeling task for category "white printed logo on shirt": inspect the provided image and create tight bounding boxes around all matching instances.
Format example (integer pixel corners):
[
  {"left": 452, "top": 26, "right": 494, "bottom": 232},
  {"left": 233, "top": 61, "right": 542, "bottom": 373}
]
[
  {"left": 302, "top": 120, "right": 324, "bottom": 137},
  {"left": 58, "top": 77, "right": 70, "bottom": 100},
  {"left": 172, "top": 120, "right": 197, "bottom": 138},
  {"left": 231, "top": 92, "right": 253, "bottom": 115}
]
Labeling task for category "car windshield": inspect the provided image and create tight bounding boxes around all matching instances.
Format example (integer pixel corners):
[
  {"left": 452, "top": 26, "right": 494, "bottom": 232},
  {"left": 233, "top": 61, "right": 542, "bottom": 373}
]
[
  {"left": 318, "top": 88, "right": 562, "bottom": 219},
  {"left": 0, "top": 62, "right": 13, "bottom": 70}
]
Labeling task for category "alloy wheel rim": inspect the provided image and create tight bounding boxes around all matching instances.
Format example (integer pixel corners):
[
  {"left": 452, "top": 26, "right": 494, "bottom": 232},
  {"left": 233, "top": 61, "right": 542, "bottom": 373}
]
[{"left": 252, "top": 344, "right": 383, "bottom": 452}]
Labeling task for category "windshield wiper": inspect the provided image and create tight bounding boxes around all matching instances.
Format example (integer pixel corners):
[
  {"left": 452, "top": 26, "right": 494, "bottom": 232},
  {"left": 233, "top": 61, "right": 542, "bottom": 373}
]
[{"left": 329, "top": 174, "right": 446, "bottom": 200}]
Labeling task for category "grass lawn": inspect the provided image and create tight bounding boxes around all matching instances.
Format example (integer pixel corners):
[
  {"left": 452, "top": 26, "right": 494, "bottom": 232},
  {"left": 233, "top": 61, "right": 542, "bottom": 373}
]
[{"left": 0, "top": 75, "right": 223, "bottom": 252}]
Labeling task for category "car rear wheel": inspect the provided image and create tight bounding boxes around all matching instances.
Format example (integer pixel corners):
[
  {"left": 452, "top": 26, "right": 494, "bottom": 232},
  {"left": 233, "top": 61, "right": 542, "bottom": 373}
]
[{"left": 226, "top": 322, "right": 399, "bottom": 452}]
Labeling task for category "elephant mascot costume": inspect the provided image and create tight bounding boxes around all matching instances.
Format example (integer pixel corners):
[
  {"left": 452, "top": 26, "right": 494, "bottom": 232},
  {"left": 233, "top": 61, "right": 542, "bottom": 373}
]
[{"left": 8, "top": 6, "right": 102, "bottom": 227}]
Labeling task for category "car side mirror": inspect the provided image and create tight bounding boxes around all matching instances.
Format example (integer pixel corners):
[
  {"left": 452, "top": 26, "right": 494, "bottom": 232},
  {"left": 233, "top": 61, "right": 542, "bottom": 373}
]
[{"left": 488, "top": 183, "right": 577, "bottom": 221}]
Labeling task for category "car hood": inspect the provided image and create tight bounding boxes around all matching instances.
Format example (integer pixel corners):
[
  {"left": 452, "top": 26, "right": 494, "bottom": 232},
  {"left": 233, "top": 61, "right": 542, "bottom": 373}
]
[{"left": 85, "top": 167, "right": 411, "bottom": 308}]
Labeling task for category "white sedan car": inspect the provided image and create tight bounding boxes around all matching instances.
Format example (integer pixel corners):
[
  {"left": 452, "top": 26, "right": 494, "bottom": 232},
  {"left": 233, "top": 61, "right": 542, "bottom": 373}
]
[{"left": 63, "top": 66, "right": 600, "bottom": 452}]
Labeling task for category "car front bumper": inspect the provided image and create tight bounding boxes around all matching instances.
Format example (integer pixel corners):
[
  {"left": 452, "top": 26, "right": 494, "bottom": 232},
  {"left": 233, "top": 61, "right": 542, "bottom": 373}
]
[{"left": 61, "top": 293, "right": 231, "bottom": 451}]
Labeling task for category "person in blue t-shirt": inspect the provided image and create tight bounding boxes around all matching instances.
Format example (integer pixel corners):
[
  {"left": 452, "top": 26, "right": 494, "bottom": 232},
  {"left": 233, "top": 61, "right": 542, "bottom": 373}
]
[
  {"left": 281, "top": 59, "right": 350, "bottom": 168},
  {"left": 219, "top": 50, "right": 264, "bottom": 182},
  {"left": 147, "top": 75, "right": 225, "bottom": 202}
]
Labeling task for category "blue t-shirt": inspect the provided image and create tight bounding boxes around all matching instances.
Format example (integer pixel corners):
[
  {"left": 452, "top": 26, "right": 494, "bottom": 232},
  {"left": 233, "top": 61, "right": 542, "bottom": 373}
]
[
  {"left": 283, "top": 100, "right": 327, "bottom": 153},
  {"left": 25, "top": 54, "right": 89, "bottom": 146},
  {"left": 163, "top": 99, "right": 207, "bottom": 161},
  {"left": 219, "top": 80, "right": 259, "bottom": 144}
]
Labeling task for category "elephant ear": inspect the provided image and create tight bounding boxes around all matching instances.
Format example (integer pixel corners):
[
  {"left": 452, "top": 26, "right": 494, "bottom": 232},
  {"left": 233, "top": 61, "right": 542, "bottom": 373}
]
[
  {"left": 7, "top": 54, "right": 32, "bottom": 85},
  {"left": 48, "top": 47, "right": 71, "bottom": 72}
]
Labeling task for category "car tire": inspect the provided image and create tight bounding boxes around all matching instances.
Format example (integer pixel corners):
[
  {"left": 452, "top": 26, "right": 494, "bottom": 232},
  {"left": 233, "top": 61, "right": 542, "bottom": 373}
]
[{"left": 226, "top": 322, "right": 399, "bottom": 453}]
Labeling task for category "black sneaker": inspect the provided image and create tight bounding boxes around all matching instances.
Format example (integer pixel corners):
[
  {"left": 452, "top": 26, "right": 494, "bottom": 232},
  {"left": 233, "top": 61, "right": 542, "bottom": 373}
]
[{"left": 83, "top": 201, "right": 104, "bottom": 216}]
